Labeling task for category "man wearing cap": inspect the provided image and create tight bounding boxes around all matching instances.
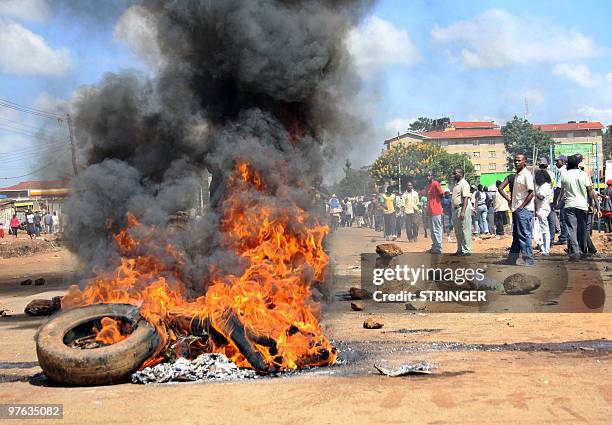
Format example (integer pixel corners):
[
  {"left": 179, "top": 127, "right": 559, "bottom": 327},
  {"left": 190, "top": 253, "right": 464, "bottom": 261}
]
[
  {"left": 553, "top": 155, "right": 568, "bottom": 244},
  {"left": 538, "top": 157, "right": 556, "bottom": 243},
  {"left": 498, "top": 153, "right": 535, "bottom": 266}
]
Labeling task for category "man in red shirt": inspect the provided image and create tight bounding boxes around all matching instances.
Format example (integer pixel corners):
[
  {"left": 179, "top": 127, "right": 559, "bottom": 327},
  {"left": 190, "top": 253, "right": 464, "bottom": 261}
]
[{"left": 426, "top": 170, "right": 444, "bottom": 254}]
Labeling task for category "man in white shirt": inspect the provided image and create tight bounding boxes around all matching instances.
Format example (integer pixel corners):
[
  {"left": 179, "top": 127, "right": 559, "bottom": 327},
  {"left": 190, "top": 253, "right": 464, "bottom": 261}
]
[
  {"left": 451, "top": 167, "right": 472, "bottom": 256},
  {"left": 493, "top": 180, "right": 509, "bottom": 236},
  {"left": 557, "top": 155, "right": 601, "bottom": 260},
  {"left": 498, "top": 154, "right": 535, "bottom": 266}
]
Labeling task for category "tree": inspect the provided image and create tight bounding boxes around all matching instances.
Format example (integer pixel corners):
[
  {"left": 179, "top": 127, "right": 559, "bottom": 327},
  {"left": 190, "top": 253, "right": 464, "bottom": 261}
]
[
  {"left": 369, "top": 142, "right": 475, "bottom": 189},
  {"left": 331, "top": 162, "right": 375, "bottom": 198},
  {"left": 409, "top": 117, "right": 433, "bottom": 132},
  {"left": 409, "top": 117, "right": 450, "bottom": 132},
  {"left": 501, "top": 116, "right": 554, "bottom": 169}
]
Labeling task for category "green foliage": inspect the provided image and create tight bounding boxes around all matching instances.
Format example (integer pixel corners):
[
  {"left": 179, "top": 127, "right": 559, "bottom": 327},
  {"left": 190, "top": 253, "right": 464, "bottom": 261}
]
[
  {"left": 409, "top": 117, "right": 450, "bottom": 132},
  {"left": 369, "top": 142, "right": 475, "bottom": 189},
  {"left": 409, "top": 117, "right": 433, "bottom": 132},
  {"left": 501, "top": 116, "right": 554, "bottom": 168},
  {"left": 331, "top": 164, "right": 375, "bottom": 198}
]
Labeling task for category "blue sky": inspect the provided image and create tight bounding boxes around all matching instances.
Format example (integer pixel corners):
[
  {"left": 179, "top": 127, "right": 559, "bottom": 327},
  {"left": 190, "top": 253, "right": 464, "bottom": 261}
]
[{"left": 1, "top": 0, "right": 612, "bottom": 184}]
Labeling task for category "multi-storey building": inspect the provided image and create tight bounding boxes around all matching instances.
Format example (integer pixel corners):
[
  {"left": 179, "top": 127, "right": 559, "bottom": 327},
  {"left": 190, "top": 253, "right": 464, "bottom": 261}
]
[{"left": 384, "top": 120, "right": 604, "bottom": 178}]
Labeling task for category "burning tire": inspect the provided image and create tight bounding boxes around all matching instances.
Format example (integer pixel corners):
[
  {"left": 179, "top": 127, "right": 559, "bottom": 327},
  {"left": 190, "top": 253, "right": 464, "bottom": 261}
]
[{"left": 36, "top": 304, "right": 161, "bottom": 386}]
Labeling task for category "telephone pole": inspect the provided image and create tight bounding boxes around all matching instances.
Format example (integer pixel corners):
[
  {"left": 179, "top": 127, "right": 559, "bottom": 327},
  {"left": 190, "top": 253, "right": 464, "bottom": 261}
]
[{"left": 66, "top": 114, "right": 78, "bottom": 176}]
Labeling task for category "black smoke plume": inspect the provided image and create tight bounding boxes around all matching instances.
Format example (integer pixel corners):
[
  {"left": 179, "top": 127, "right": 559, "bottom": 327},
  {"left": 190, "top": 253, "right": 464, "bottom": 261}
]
[{"left": 65, "top": 0, "right": 371, "bottom": 289}]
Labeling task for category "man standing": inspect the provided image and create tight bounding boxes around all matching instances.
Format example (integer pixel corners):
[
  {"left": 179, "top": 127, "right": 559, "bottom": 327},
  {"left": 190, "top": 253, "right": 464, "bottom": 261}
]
[
  {"left": 557, "top": 155, "right": 600, "bottom": 260},
  {"left": 493, "top": 180, "right": 509, "bottom": 237},
  {"left": 394, "top": 190, "right": 404, "bottom": 238},
  {"left": 538, "top": 157, "right": 557, "bottom": 242},
  {"left": 402, "top": 182, "right": 420, "bottom": 242},
  {"left": 451, "top": 168, "right": 472, "bottom": 256},
  {"left": 498, "top": 154, "right": 535, "bottom": 266},
  {"left": 25, "top": 209, "right": 35, "bottom": 239},
  {"left": 33, "top": 211, "right": 42, "bottom": 237},
  {"left": 553, "top": 155, "right": 568, "bottom": 244},
  {"left": 426, "top": 171, "right": 444, "bottom": 254},
  {"left": 44, "top": 210, "right": 53, "bottom": 234},
  {"left": 381, "top": 187, "right": 397, "bottom": 241},
  {"left": 442, "top": 190, "right": 453, "bottom": 242}
]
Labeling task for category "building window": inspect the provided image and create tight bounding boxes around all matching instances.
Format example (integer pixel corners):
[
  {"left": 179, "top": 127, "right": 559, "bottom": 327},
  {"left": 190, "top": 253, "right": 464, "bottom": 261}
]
[
  {"left": 489, "top": 163, "right": 496, "bottom": 170},
  {"left": 488, "top": 139, "right": 495, "bottom": 145},
  {"left": 473, "top": 151, "right": 480, "bottom": 158},
  {"left": 473, "top": 140, "right": 479, "bottom": 145},
  {"left": 474, "top": 164, "right": 481, "bottom": 171},
  {"left": 441, "top": 140, "right": 448, "bottom": 146},
  {"left": 488, "top": 151, "right": 496, "bottom": 158}
]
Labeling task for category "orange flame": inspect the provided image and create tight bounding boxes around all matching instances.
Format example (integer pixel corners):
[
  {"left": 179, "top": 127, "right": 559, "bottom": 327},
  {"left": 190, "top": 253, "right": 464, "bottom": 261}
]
[
  {"left": 94, "top": 317, "right": 129, "bottom": 345},
  {"left": 62, "top": 160, "right": 335, "bottom": 372}
]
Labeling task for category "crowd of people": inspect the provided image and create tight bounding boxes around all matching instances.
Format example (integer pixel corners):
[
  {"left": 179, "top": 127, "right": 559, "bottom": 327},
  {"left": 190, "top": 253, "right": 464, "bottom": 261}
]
[
  {"left": 327, "top": 153, "right": 612, "bottom": 263},
  {"left": 1, "top": 209, "right": 60, "bottom": 239}
]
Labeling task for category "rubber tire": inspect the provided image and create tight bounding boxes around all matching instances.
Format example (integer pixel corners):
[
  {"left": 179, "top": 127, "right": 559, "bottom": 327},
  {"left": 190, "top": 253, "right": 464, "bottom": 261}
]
[{"left": 36, "top": 303, "right": 161, "bottom": 386}]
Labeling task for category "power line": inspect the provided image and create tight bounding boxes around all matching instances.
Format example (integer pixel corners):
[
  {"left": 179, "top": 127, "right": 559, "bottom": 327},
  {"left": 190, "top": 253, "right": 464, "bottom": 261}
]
[
  {"left": 0, "top": 115, "right": 65, "bottom": 132},
  {"left": 0, "top": 156, "right": 65, "bottom": 180},
  {"left": 0, "top": 98, "right": 64, "bottom": 120},
  {"left": 0, "top": 123, "right": 65, "bottom": 140},
  {"left": 0, "top": 144, "right": 69, "bottom": 162},
  {"left": 0, "top": 139, "right": 67, "bottom": 156},
  {"left": 0, "top": 126, "right": 67, "bottom": 144},
  {"left": 0, "top": 117, "right": 66, "bottom": 136}
]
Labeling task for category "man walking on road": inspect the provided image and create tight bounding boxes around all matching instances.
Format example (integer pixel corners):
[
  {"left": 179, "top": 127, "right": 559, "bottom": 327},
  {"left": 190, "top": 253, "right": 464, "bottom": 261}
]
[
  {"left": 426, "top": 171, "right": 444, "bottom": 254},
  {"left": 402, "top": 182, "right": 420, "bottom": 242},
  {"left": 381, "top": 187, "right": 397, "bottom": 241},
  {"left": 557, "top": 155, "right": 601, "bottom": 260},
  {"left": 451, "top": 168, "right": 472, "bottom": 256},
  {"left": 498, "top": 154, "right": 535, "bottom": 266}
]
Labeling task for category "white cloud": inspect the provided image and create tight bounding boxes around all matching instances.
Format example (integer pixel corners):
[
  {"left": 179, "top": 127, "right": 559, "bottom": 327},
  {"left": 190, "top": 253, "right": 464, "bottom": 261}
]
[
  {"left": 384, "top": 117, "right": 416, "bottom": 135},
  {"left": 0, "top": 0, "right": 49, "bottom": 23},
  {"left": 577, "top": 106, "right": 612, "bottom": 122},
  {"left": 347, "top": 16, "right": 422, "bottom": 77},
  {"left": 552, "top": 63, "right": 599, "bottom": 87},
  {"left": 113, "top": 5, "right": 163, "bottom": 69},
  {"left": 431, "top": 9, "right": 606, "bottom": 68},
  {"left": 34, "top": 91, "right": 69, "bottom": 114},
  {"left": 0, "top": 18, "right": 71, "bottom": 76}
]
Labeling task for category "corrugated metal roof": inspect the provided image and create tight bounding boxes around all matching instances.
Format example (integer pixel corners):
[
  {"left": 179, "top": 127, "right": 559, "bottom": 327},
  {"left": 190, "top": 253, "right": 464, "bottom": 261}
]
[{"left": 0, "top": 179, "right": 70, "bottom": 192}]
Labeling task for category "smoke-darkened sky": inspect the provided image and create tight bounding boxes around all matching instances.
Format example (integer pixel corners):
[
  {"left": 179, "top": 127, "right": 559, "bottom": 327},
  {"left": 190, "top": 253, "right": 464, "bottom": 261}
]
[{"left": 2, "top": 0, "right": 612, "bottom": 184}]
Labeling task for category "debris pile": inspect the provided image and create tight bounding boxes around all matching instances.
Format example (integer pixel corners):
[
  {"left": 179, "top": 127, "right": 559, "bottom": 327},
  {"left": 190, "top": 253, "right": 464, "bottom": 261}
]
[
  {"left": 132, "top": 353, "right": 258, "bottom": 384},
  {"left": 374, "top": 362, "right": 434, "bottom": 376}
]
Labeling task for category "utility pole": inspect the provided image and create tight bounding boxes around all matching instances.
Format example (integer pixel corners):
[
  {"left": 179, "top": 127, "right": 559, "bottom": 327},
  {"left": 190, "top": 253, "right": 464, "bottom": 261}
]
[
  {"left": 398, "top": 156, "right": 402, "bottom": 192},
  {"left": 66, "top": 114, "right": 78, "bottom": 176},
  {"left": 524, "top": 97, "right": 529, "bottom": 120}
]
